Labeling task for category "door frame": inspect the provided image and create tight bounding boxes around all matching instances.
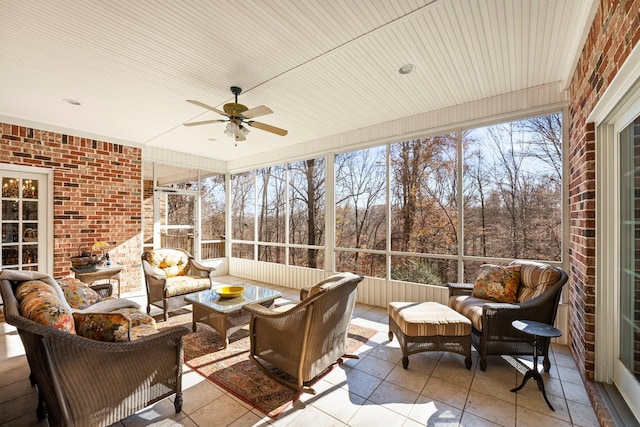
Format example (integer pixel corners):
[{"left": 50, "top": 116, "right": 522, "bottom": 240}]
[
  {"left": 0, "top": 164, "right": 54, "bottom": 275},
  {"left": 590, "top": 44, "right": 640, "bottom": 418}
]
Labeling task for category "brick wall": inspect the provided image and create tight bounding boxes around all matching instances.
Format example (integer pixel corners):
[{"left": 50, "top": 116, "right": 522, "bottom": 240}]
[
  {"left": 567, "top": 0, "right": 640, "bottom": 382},
  {"left": 0, "top": 122, "right": 143, "bottom": 293}
]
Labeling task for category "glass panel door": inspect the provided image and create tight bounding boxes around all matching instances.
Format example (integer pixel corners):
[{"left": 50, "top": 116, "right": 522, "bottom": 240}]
[
  {"left": 1, "top": 171, "right": 46, "bottom": 271},
  {"left": 156, "top": 190, "right": 197, "bottom": 256},
  {"left": 618, "top": 113, "right": 640, "bottom": 417}
]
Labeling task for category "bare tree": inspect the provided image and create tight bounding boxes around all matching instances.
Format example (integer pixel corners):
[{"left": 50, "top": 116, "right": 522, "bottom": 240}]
[
  {"left": 335, "top": 148, "right": 386, "bottom": 272},
  {"left": 231, "top": 172, "right": 255, "bottom": 241},
  {"left": 289, "top": 158, "right": 325, "bottom": 267},
  {"left": 463, "top": 113, "right": 562, "bottom": 261}
]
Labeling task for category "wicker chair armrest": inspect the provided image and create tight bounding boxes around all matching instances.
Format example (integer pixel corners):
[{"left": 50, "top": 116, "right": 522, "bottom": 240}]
[
  {"left": 53, "top": 324, "right": 189, "bottom": 351},
  {"left": 244, "top": 302, "right": 296, "bottom": 318},
  {"left": 188, "top": 258, "right": 216, "bottom": 278},
  {"left": 447, "top": 282, "right": 474, "bottom": 296},
  {"left": 482, "top": 302, "right": 521, "bottom": 313},
  {"left": 142, "top": 260, "right": 167, "bottom": 285},
  {"left": 142, "top": 259, "right": 167, "bottom": 278},
  {"left": 300, "top": 286, "right": 312, "bottom": 300}
]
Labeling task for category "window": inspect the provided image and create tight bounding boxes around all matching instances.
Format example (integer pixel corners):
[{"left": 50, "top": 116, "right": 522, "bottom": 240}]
[
  {"left": 463, "top": 114, "right": 562, "bottom": 265},
  {"left": 335, "top": 147, "right": 387, "bottom": 278},
  {"left": 389, "top": 134, "right": 458, "bottom": 284},
  {"left": 289, "top": 158, "right": 326, "bottom": 268},
  {"left": 230, "top": 158, "right": 326, "bottom": 268},
  {"left": 200, "top": 173, "right": 225, "bottom": 259},
  {"left": 230, "top": 112, "right": 563, "bottom": 284}
]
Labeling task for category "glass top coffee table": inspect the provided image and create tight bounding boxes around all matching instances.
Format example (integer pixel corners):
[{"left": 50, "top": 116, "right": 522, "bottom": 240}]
[{"left": 185, "top": 284, "right": 282, "bottom": 349}]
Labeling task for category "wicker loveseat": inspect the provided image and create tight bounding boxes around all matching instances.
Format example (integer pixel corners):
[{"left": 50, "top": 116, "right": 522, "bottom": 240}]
[
  {"left": 0, "top": 269, "right": 188, "bottom": 427},
  {"left": 141, "top": 248, "right": 214, "bottom": 320},
  {"left": 244, "top": 272, "right": 364, "bottom": 394},
  {"left": 447, "top": 260, "right": 568, "bottom": 371}
]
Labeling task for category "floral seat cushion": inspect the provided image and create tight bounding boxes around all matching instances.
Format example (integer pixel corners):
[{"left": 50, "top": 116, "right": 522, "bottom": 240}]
[{"left": 73, "top": 307, "right": 158, "bottom": 342}]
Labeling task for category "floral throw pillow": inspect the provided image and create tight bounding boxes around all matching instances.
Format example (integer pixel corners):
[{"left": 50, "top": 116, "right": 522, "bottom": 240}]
[
  {"left": 57, "top": 277, "right": 102, "bottom": 309},
  {"left": 15, "top": 280, "right": 76, "bottom": 333},
  {"left": 471, "top": 264, "right": 521, "bottom": 303}
]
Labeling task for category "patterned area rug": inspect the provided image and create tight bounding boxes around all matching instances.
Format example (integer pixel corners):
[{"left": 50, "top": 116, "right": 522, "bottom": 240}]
[{"left": 159, "top": 312, "right": 376, "bottom": 418}]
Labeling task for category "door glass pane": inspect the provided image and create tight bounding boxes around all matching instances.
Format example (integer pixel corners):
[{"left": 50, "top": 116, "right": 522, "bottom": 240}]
[
  {"left": 619, "top": 114, "right": 640, "bottom": 381},
  {"left": 22, "top": 179, "right": 38, "bottom": 199},
  {"left": 3, "top": 200, "right": 18, "bottom": 220},
  {"left": 2, "top": 178, "right": 19, "bottom": 198}
]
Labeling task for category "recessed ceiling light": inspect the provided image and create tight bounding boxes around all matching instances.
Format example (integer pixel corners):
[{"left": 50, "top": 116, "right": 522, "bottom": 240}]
[
  {"left": 63, "top": 98, "right": 81, "bottom": 106},
  {"left": 398, "top": 64, "right": 415, "bottom": 75}
]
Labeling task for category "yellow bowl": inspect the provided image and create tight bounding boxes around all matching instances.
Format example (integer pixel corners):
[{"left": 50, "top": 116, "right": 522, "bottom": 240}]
[{"left": 214, "top": 285, "right": 245, "bottom": 298}]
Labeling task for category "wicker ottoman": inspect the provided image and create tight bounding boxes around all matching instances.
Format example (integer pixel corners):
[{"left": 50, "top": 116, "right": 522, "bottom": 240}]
[{"left": 388, "top": 301, "right": 472, "bottom": 369}]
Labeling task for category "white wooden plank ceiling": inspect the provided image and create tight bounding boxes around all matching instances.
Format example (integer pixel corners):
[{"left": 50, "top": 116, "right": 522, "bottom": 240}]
[{"left": 0, "top": 0, "right": 596, "bottom": 163}]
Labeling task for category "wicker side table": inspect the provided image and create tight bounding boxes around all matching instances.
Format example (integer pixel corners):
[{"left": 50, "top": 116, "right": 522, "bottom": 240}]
[{"left": 72, "top": 264, "right": 123, "bottom": 297}]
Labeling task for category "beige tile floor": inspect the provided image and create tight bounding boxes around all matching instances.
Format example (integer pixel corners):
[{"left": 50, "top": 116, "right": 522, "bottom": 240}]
[{"left": 0, "top": 276, "right": 600, "bottom": 427}]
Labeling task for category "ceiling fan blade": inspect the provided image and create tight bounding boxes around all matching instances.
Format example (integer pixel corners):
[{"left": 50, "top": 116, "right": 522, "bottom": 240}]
[
  {"left": 186, "top": 99, "right": 228, "bottom": 116},
  {"left": 183, "top": 119, "right": 227, "bottom": 126},
  {"left": 242, "top": 105, "right": 273, "bottom": 119},
  {"left": 247, "top": 121, "right": 288, "bottom": 136}
]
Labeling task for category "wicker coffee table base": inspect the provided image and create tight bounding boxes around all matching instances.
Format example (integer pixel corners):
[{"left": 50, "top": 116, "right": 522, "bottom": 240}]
[
  {"left": 192, "top": 298, "right": 276, "bottom": 349},
  {"left": 388, "top": 316, "right": 472, "bottom": 369}
]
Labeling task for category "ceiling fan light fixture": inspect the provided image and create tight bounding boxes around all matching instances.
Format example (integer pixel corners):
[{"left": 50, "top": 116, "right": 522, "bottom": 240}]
[
  {"left": 224, "top": 121, "right": 237, "bottom": 137},
  {"left": 398, "top": 64, "right": 415, "bottom": 75}
]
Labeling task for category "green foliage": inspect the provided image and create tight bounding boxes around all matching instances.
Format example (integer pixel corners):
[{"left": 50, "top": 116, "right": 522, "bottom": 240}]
[{"left": 391, "top": 259, "right": 443, "bottom": 285}]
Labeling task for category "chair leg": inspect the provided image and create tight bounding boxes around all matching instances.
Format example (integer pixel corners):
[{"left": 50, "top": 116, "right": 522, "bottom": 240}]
[
  {"left": 174, "top": 391, "right": 183, "bottom": 413},
  {"left": 479, "top": 356, "right": 487, "bottom": 371},
  {"left": 249, "top": 353, "right": 316, "bottom": 395},
  {"left": 36, "top": 396, "right": 47, "bottom": 421}
]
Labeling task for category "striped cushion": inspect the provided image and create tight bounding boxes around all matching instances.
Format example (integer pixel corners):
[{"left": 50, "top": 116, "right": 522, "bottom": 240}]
[
  {"left": 513, "top": 261, "right": 559, "bottom": 302},
  {"left": 448, "top": 295, "right": 486, "bottom": 332},
  {"left": 388, "top": 302, "right": 471, "bottom": 337}
]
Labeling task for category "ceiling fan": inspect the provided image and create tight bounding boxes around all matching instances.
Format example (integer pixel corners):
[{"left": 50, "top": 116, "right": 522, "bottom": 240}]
[{"left": 184, "top": 86, "right": 288, "bottom": 142}]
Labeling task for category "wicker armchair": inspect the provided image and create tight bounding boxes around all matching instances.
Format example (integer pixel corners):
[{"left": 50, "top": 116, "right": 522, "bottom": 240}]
[
  {"left": 447, "top": 260, "right": 568, "bottom": 371},
  {"left": 244, "top": 272, "right": 364, "bottom": 394},
  {"left": 141, "top": 248, "right": 214, "bottom": 320},
  {"left": 0, "top": 270, "right": 188, "bottom": 427}
]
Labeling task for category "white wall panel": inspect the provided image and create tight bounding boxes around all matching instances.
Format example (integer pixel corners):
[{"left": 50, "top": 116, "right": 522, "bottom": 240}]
[
  {"left": 229, "top": 258, "right": 448, "bottom": 308},
  {"left": 143, "top": 146, "right": 226, "bottom": 172}
]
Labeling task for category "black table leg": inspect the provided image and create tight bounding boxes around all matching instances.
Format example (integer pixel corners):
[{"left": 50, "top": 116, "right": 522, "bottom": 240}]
[{"left": 510, "top": 335, "right": 555, "bottom": 411}]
